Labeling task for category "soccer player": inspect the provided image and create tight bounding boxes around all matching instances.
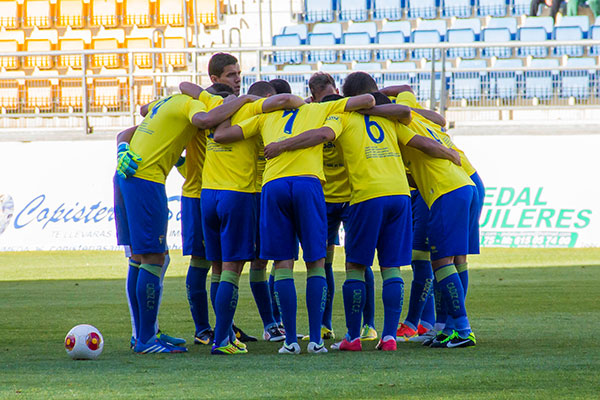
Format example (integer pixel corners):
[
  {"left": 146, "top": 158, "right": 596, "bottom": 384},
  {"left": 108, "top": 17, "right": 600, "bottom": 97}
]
[
  {"left": 114, "top": 90, "right": 256, "bottom": 354},
  {"left": 263, "top": 72, "right": 461, "bottom": 351},
  {"left": 213, "top": 88, "right": 376, "bottom": 354},
  {"left": 208, "top": 53, "right": 242, "bottom": 96},
  {"left": 269, "top": 78, "right": 292, "bottom": 94}
]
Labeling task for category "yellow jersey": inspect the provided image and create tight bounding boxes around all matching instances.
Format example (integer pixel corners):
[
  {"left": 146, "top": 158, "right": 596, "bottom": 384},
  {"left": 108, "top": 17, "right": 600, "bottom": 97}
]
[
  {"left": 131, "top": 94, "right": 206, "bottom": 184},
  {"left": 255, "top": 138, "right": 265, "bottom": 192},
  {"left": 202, "top": 99, "right": 266, "bottom": 192},
  {"left": 322, "top": 139, "right": 351, "bottom": 203},
  {"left": 237, "top": 98, "right": 349, "bottom": 186},
  {"left": 324, "top": 112, "right": 415, "bottom": 205}
]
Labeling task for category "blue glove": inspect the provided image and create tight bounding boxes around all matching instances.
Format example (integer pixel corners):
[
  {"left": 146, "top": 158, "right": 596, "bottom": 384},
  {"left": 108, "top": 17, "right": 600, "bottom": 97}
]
[{"left": 117, "top": 143, "right": 142, "bottom": 179}]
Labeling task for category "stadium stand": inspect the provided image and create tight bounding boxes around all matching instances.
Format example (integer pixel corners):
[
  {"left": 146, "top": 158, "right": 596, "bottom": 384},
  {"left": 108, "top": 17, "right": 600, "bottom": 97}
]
[
  {"left": 342, "top": 32, "right": 372, "bottom": 62},
  {"left": 90, "top": 0, "right": 119, "bottom": 28},
  {"left": 517, "top": 27, "right": 549, "bottom": 57},
  {"left": 481, "top": 27, "right": 512, "bottom": 58},
  {"left": 308, "top": 33, "right": 338, "bottom": 63},
  {"left": 158, "top": 0, "right": 186, "bottom": 26},
  {"left": 283, "top": 25, "right": 309, "bottom": 44},
  {"left": 380, "top": 20, "right": 412, "bottom": 37},
  {"left": 452, "top": 59, "right": 487, "bottom": 101},
  {"left": 273, "top": 34, "right": 303, "bottom": 64},
  {"left": 451, "top": 17, "right": 481, "bottom": 39},
  {"left": 339, "top": 0, "right": 370, "bottom": 21},
  {"left": 553, "top": 26, "right": 585, "bottom": 57},
  {"left": 561, "top": 57, "right": 596, "bottom": 100},
  {"left": 443, "top": 0, "right": 472, "bottom": 18},
  {"left": 0, "top": 0, "right": 19, "bottom": 29},
  {"left": 312, "top": 22, "right": 343, "bottom": 43},
  {"left": 478, "top": 0, "right": 507, "bottom": 17},
  {"left": 58, "top": 0, "right": 85, "bottom": 29},
  {"left": 320, "top": 62, "right": 349, "bottom": 88},
  {"left": 447, "top": 28, "right": 477, "bottom": 59},
  {"left": 489, "top": 58, "right": 523, "bottom": 100},
  {"left": 304, "top": 0, "right": 336, "bottom": 23},
  {"left": 487, "top": 16, "right": 518, "bottom": 39},
  {"left": 376, "top": 31, "right": 407, "bottom": 61},
  {"left": 24, "top": 0, "right": 52, "bottom": 29},
  {"left": 347, "top": 21, "right": 378, "bottom": 40},
  {"left": 525, "top": 58, "right": 560, "bottom": 100},
  {"left": 407, "top": 0, "right": 437, "bottom": 19},
  {"left": 373, "top": 0, "right": 403, "bottom": 20},
  {"left": 383, "top": 61, "right": 417, "bottom": 87}
]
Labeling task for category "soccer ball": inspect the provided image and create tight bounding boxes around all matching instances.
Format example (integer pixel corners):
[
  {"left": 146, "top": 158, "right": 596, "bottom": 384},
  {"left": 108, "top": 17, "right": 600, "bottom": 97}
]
[{"left": 64, "top": 324, "right": 104, "bottom": 360}]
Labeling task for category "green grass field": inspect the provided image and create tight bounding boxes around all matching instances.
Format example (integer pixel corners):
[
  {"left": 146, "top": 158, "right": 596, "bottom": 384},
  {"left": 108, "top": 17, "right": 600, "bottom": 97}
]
[{"left": 1, "top": 248, "right": 599, "bottom": 399}]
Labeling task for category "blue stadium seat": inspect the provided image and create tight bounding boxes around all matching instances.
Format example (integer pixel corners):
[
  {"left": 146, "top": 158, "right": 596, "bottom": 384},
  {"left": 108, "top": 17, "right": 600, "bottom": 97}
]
[
  {"left": 525, "top": 58, "right": 559, "bottom": 100},
  {"left": 376, "top": 31, "right": 407, "bottom": 61},
  {"left": 307, "top": 33, "right": 337, "bottom": 63},
  {"left": 383, "top": 61, "right": 417, "bottom": 87},
  {"left": 272, "top": 34, "right": 303, "bottom": 65},
  {"left": 281, "top": 64, "right": 313, "bottom": 96},
  {"left": 312, "top": 22, "right": 343, "bottom": 43},
  {"left": 381, "top": 20, "right": 412, "bottom": 38},
  {"left": 590, "top": 25, "right": 600, "bottom": 56},
  {"left": 417, "top": 18, "right": 448, "bottom": 40},
  {"left": 243, "top": 65, "right": 277, "bottom": 92},
  {"left": 452, "top": 17, "right": 481, "bottom": 40},
  {"left": 557, "top": 16, "right": 590, "bottom": 38},
  {"left": 478, "top": 0, "right": 507, "bottom": 17},
  {"left": 481, "top": 28, "right": 512, "bottom": 58},
  {"left": 452, "top": 59, "right": 487, "bottom": 100},
  {"left": 561, "top": 57, "right": 596, "bottom": 99},
  {"left": 373, "top": 0, "right": 404, "bottom": 20},
  {"left": 342, "top": 32, "right": 372, "bottom": 62},
  {"left": 512, "top": 0, "right": 530, "bottom": 16},
  {"left": 447, "top": 28, "right": 476, "bottom": 59},
  {"left": 282, "top": 25, "right": 309, "bottom": 44},
  {"left": 304, "top": 0, "right": 336, "bottom": 23},
  {"left": 320, "top": 63, "right": 348, "bottom": 89},
  {"left": 417, "top": 61, "right": 452, "bottom": 101},
  {"left": 347, "top": 21, "right": 378, "bottom": 41},
  {"left": 553, "top": 26, "right": 584, "bottom": 57},
  {"left": 411, "top": 30, "right": 442, "bottom": 60},
  {"left": 522, "top": 16, "right": 553, "bottom": 39},
  {"left": 339, "top": 0, "right": 370, "bottom": 21},
  {"left": 443, "top": 0, "right": 472, "bottom": 18},
  {"left": 489, "top": 58, "right": 523, "bottom": 99},
  {"left": 517, "top": 27, "right": 548, "bottom": 58},
  {"left": 487, "top": 17, "right": 518, "bottom": 39},
  {"left": 407, "top": 0, "right": 437, "bottom": 19},
  {"left": 353, "top": 62, "right": 384, "bottom": 86}
]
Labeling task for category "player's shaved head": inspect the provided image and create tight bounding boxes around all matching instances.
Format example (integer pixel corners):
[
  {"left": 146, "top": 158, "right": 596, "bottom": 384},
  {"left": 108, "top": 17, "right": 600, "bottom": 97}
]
[
  {"left": 248, "top": 81, "right": 277, "bottom": 97},
  {"left": 269, "top": 79, "right": 292, "bottom": 94},
  {"left": 309, "top": 72, "right": 337, "bottom": 102},
  {"left": 342, "top": 72, "right": 378, "bottom": 97}
]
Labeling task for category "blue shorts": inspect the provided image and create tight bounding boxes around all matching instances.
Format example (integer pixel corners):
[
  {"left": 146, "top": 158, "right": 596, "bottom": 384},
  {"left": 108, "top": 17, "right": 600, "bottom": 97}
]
[
  {"left": 428, "top": 185, "right": 479, "bottom": 260},
  {"left": 345, "top": 195, "right": 412, "bottom": 268},
  {"left": 181, "top": 196, "right": 206, "bottom": 258},
  {"left": 260, "top": 177, "right": 326, "bottom": 262},
  {"left": 470, "top": 171, "right": 485, "bottom": 219},
  {"left": 254, "top": 192, "right": 262, "bottom": 259},
  {"left": 411, "top": 189, "right": 430, "bottom": 252},
  {"left": 326, "top": 201, "right": 349, "bottom": 246},
  {"left": 201, "top": 189, "right": 256, "bottom": 262},
  {"left": 116, "top": 175, "right": 168, "bottom": 255}
]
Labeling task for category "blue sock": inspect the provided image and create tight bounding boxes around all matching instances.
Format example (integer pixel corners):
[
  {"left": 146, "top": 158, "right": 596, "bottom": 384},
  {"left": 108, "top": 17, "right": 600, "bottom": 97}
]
[
  {"left": 420, "top": 287, "right": 436, "bottom": 330},
  {"left": 456, "top": 263, "right": 469, "bottom": 298},
  {"left": 210, "top": 273, "right": 220, "bottom": 314},
  {"left": 381, "top": 268, "right": 404, "bottom": 339},
  {"left": 363, "top": 266, "right": 375, "bottom": 328},
  {"left": 186, "top": 260, "right": 211, "bottom": 334},
  {"left": 249, "top": 268, "right": 277, "bottom": 329},
  {"left": 136, "top": 264, "right": 162, "bottom": 344},
  {"left": 433, "top": 278, "right": 447, "bottom": 331},
  {"left": 322, "top": 258, "right": 335, "bottom": 330},
  {"left": 213, "top": 271, "right": 240, "bottom": 347},
  {"left": 306, "top": 268, "right": 328, "bottom": 344},
  {"left": 126, "top": 260, "right": 140, "bottom": 340},
  {"left": 274, "top": 269, "right": 297, "bottom": 345},
  {"left": 405, "top": 258, "right": 433, "bottom": 329},
  {"left": 434, "top": 264, "right": 471, "bottom": 337},
  {"left": 342, "top": 270, "right": 366, "bottom": 341},
  {"left": 269, "top": 265, "right": 281, "bottom": 324}
]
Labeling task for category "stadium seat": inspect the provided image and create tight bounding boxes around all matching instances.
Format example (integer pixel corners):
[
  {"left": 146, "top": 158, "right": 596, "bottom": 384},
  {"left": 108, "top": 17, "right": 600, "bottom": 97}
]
[
  {"left": 381, "top": 20, "right": 412, "bottom": 38},
  {"left": 417, "top": 61, "right": 452, "bottom": 101},
  {"left": 373, "top": 0, "right": 403, "bottom": 20},
  {"left": 312, "top": 23, "right": 343, "bottom": 43},
  {"left": 0, "top": 38, "right": 21, "bottom": 70},
  {"left": 194, "top": 0, "right": 218, "bottom": 26},
  {"left": 280, "top": 65, "right": 312, "bottom": 96},
  {"left": 376, "top": 31, "right": 407, "bottom": 61},
  {"left": 91, "top": 29, "right": 125, "bottom": 68},
  {"left": 342, "top": 32, "right": 372, "bottom": 62},
  {"left": 92, "top": 68, "right": 126, "bottom": 109},
  {"left": 162, "top": 34, "right": 188, "bottom": 68},
  {"left": 553, "top": 26, "right": 584, "bottom": 57},
  {"left": 561, "top": 57, "right": 596, "bottom": 99},
  {"left": 308, "top": 33, "right": 338, "bottom": 63},
  {"left": 383, "top": 61, "right": 417, "bottom": 87},
  {"left": 242, "top": 65, "right": 277, "bottom": 92},
  {"left": 158, "top": 0, "right": 186, "bottom": 26},
  {"left": 411, "top": 30, "right": 442, "bottom": 60},
  {"left": 272, "top": 34, "right": 303, "bottom": 65},
  {"left": 525, "top": 58, "right": 559, "bottom": 100},
  {"left": 304, "top": 0, "right": 336, "bottom": 23},
  {"left": 487, "top": 17, "right": 518, "bottom": 39},
  {"left": 134, "top": 77, "right": 156, "bottom": 106},
  {"left": 58, "top": 0, "right": 85, "bottom": 28},
  {"left": 0, "top": 0, "right": 20, "bottom": 29},
  {"left": 447, "top": 29, "right": 476, "bottom": 59},
  {"left": 59, "top": 71, "right": 84, "bottom": 109},
  {"left": 347, "top": 22, "right": 378, "bottom": 41},
  {"left": 24, "top": 0, "right": 52, "bottom": 29},
  {"left": 124, "top": 0, "right": 151, "bottom": 27},
  {"left": 517, "top": 27, "right": 548, "bottom": 58},
  {"left": 0, "top": 71, "right": 24, "bottom": 111},
  {"left": 58, "top": 29, "right": 91, "bottom": 69},
  {"left": 452, "top": 59, "right": 486, "bottom": 100},
  {"left": 339, "top": 0, "right": 370, "bottom": 21},
  {"left": 481, "top": 28, "right": 512, "bottom": 58},
  {"left": 25, "top": 29, "right": 58, "bottom": 69},
  {"left": 353, "top": 62, "right": 384, "bottom": 86},
  {"left": 512, "top": 0, "right": 530, "bottom": 16},
  {"left": 407, "top": 0, "right": 437, "bottom": 19},
  {"left": 26, "top": 70, "right": 58, "bottom": 111},
  {"left": 478, "top": 0, "right": 507, "bottom": 17},
  {"left": 320, "top": 63, "right": 349, "bottom": 89},
  {"left": 489, "top": 58, "right": 523, "bottom": 99},
  {"left": 90, "top": 0, "right": 119, "bottom": 28},
  {"left": 417, "top": 19, "right": 448, "bottom": 40},
  {"left": 126, "top": 37, "right": 153, "bottom": 69},
  {"left": 522, "top": 16, "right": 553, "bottom": 39},
  {"left": 590, "top": 25, "right": 600, "bottom": 56},
  {"left": 452, "top": 18, "right": 481, "bottom": 40},
  {"left": 283, "top": 25, "right": 309, "bottom": 44},
  {"left": 443, "top": 0, "right": 472, "bottom": 18},
  {"left": 557, "top": 16, "right": 590, "bottom": 38}
]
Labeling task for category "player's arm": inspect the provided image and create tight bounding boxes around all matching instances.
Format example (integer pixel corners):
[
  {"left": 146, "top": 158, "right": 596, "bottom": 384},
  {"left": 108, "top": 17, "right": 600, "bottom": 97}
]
[
  {"left": 191, "top": 95, "right": 255, "bottom": 130},
  {"left": 263, "top": 127, "right": 335, "bottom": 159},
  {"left": 379, "top": 85, "right": 415, "bottom": 97},
  {"left": 261, "top": 94, "right": 305, "bottom": 113},
  {"left": 116, "top": 125, "right": 142, "bottom": 178},
  {"left": 358, "top": 104, "right": 412, "bottom": 125},
  {"left": 179, "top": 81, "right": 204, "bottom": 99},
  {"left": 116, "top": 125, "right": 137, "bottom": 145},
  {"left": 406, "top": 135, "right": 461, "bottom": 166},
  {"left": 411, "top": 108, "right": 447, "bottom": 127},
  {"left": 344, "top": 94, "right": 376, "bottom": 111},
  {"left": 212, "top": 119, "right": 244, "bottom": 144}
]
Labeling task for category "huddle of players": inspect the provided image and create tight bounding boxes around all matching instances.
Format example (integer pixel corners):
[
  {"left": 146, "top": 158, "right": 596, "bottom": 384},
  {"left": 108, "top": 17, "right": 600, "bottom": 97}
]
[{"left": 113, "top": 52, "right": 483, "bottom": 355}]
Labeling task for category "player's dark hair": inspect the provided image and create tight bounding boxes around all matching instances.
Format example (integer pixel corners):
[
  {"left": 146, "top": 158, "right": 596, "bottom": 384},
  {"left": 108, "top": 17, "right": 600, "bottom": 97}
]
[
  {"left": 248, "top": 81, "right": 277, "bottom": 97},
  {"left": 342, "top": 72, "right": 378, "bottom": 97},
  {"left": 208, "top": 53, "right": 238, "bottom": 77},
  {"left": 269, "top": 79, "right": 292, "bottom": 94},
  {"left": 308, "top": 72, "right": 336, "bottom": 98},
  {"left": 321, "top": 94, "right": 344, "bottom": 103},
  {"left": 207, "top": 83, "right": 234, "bottom": 95},
  {"left": 371, "top": 91, "right": 392, "bottom": 105}
]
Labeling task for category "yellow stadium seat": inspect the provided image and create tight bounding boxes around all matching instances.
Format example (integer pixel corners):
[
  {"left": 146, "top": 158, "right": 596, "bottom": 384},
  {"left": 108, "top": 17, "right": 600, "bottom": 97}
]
[
  {"left": 91, "top": 29, "right": 124, "bottom": 68},
  {"left": 90, "top": 0, "right": 118, "bottom": 28},
  {"left": 92, "top": 69, "right": 127, "bottom": 109},
  {"left": 58, "top": 29, "right": 91, "bottom": 69},
  {"left": 124, "top": 0, "right": 151, "bottom": 27},
  {"left": 158, "top": 0, "right": 185, "bottom": 26},
  {"left": 0, "top": 40, "right": 20, "bottom": 70},
  {"left": 126, "top": 37, "right": 153, "bottom": 69},
  {"left": 58, "top": 0, "right": 85, "bottom": 28},
  {"left": 59, "top": 77, "right": 83, "bottom": 109},
  {"left": 0, "top": 0, "right": 20, "bottom": 29},
  {"left": 194, "top": 0, "right": 218, "bottom": 27},
  {"left": 163, "top": 36, "right": 187, "bottom": 68},
  {"left": 25, "top": 39, "right": 54, "bottom": 69},
  {"left": 0, "top": 71, "right": 24, "bottom": 111},
  {"left": 134, "top": 77, "right": 156, "bottom": 106},
  {"left": 26, "top": 70, "right": 58, "bottom": 111},
  {"left": 25, "top": 0, "right": 52, "bottom": 29}
]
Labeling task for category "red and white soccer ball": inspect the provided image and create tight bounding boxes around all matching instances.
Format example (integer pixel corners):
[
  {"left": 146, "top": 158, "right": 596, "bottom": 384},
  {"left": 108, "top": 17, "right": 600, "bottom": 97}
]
[{"left": 64, "top": 324, "right": 104, "bottom": 360}]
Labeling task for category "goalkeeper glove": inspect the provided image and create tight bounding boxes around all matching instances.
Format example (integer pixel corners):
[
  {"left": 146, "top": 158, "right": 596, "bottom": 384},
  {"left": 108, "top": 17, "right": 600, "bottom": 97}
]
[{"left": 117, "top": 143, "right": 142, "bottom": 179}]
